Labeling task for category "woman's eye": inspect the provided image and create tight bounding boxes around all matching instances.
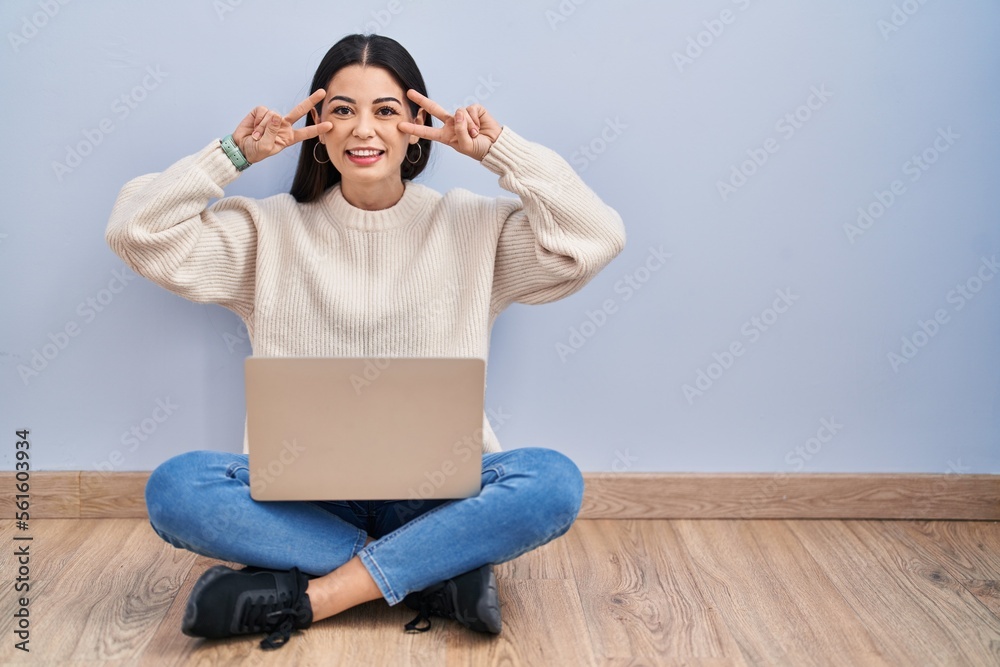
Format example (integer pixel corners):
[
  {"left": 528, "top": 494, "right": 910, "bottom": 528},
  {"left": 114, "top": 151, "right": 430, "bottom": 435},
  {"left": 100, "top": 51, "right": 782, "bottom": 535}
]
[
  {"left": 332, "top": 106, "right": 352, "bottom": 116},
  {"left": 377, "top": 106, "right": 398, "bottom": 116}
]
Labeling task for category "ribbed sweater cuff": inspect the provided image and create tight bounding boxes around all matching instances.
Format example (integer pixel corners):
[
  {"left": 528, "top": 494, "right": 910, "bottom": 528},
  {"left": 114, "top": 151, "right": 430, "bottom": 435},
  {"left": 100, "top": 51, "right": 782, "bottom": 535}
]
[
  {"left": 480, "top": 126, "right": 534, "bottom": 178},
  {"left": 197, "top": 138, "right": 243, "bottom": 189}
]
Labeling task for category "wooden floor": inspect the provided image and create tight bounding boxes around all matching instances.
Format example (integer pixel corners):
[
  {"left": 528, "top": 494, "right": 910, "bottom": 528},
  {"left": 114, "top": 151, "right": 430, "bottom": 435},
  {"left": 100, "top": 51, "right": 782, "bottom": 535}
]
[{"left": 1, "top": 519, "right": 998, "bottom": 666}]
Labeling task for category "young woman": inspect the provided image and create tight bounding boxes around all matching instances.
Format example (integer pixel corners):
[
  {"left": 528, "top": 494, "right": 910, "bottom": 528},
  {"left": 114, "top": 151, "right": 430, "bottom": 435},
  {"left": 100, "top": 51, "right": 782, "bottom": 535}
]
[{"left": 106, "top": 34, "right": 625, "bottom": 650}]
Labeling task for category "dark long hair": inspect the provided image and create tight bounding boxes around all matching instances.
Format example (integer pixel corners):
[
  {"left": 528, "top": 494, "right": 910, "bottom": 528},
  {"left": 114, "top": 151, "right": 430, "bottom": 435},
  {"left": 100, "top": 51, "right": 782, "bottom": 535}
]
[{"left": 290, "top": 34, "right": 432, "bottom": 203}]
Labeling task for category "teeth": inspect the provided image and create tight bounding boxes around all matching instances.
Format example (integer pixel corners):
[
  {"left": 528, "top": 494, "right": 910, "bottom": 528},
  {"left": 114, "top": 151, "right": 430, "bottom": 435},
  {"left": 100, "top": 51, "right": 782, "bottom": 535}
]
[{"left": 348, "top": 149, "right": 383, "bottom": 157}]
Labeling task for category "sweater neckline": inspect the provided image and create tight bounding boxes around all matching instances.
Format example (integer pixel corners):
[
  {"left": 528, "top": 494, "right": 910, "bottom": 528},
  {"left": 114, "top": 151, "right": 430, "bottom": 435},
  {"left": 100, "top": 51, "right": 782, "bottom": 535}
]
[{"left": 320, "top": 181, "right": 431, "bottom": 232}]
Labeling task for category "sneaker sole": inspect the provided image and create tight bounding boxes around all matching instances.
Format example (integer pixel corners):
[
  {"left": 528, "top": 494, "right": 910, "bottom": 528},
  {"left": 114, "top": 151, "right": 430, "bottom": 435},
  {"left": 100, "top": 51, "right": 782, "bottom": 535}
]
[
  {"left": 463, "top": 565, "right": 501, "bottom": 635},
  {"left": 182, "top": 565, "right": 234, "bottom": 637}
]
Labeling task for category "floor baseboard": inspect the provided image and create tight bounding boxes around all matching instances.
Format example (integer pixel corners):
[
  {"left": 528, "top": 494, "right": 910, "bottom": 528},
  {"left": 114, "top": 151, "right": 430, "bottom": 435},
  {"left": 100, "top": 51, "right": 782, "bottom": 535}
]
[{"left": 3, "top": 471, "right": 997, "bottom": 520}]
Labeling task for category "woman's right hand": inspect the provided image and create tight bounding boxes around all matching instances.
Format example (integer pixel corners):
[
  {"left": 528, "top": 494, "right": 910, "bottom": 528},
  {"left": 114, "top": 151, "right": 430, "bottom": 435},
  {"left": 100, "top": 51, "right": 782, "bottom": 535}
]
[{"left": 231, "top": 89, "right": 333, "bottom": 164}]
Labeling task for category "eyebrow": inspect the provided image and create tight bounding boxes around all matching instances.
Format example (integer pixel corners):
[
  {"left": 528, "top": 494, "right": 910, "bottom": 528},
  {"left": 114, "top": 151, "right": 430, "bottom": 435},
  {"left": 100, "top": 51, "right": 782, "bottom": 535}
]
[{"left": 329, "top": 95, "right": 402, "bottom": 105}]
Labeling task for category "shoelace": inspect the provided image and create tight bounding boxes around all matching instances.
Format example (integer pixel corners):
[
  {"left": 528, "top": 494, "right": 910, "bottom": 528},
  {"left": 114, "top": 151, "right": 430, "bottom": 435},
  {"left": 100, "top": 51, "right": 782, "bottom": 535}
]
[
  {"left": 261, "top": 610, "right": 298, "bottom": 650},
  {"left": 233, "top": 570, "right": 305, "bottom": 650},
  {"left": 404, "top": 586, "right": 450, "bottom": 633}
]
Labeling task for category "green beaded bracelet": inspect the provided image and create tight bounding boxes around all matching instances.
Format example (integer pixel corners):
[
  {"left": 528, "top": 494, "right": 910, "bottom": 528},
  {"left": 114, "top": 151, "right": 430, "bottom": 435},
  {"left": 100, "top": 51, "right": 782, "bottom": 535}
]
[{"left": 220, "top": 134, "right": 251, "bottom": 171}]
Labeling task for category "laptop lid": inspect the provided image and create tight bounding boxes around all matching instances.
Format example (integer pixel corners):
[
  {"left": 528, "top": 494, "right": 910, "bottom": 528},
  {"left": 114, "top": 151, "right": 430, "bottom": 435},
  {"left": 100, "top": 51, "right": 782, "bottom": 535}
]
[{"left": 245, "top": 357, "right": 485, "bottom": 502}]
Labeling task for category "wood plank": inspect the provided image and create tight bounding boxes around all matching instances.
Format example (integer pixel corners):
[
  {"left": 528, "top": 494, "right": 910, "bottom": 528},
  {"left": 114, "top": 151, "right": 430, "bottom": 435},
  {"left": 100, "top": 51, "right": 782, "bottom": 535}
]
[
  {"left": 739, "top": 521, "right": 892, "bottom": 666},
  {"left": 636, "top": 521, "right": 747, "bottom": 665},
  {"left": 852, "top": 520, "right": 1000, "bottom": 654},
  {"left": 0, "top": 471, "right": 80, "bottom": 518},
  {"left": 80, "top": 472, "right": 149, "bottom": 518},
  {"left": 11, "top": 519, "right": 196, "bottom": 663},
  {"left": 789, "top": 520, "right": 1000, "bottom": 665},
  {"left": 88, "top": 522, "right": 197, "bottom": 662},
  {"left": 673, "top": 520, "right": 891, "bottom": 667},
  {"left": 564, "top": 519, "right": 730, "bottom": 663},
  {"left": 0, "top": 519, "right": 116, "bottom": 664},
  {"left": 0, "top": 578, "right": 53, "bottom": 664},
  {"left": 0, "top": 519, "right": 102, "bottom": 582},
  {"left": 669, "top": 519, "right": 798, "bottom": 667},
  {"left": 564, "top": 519, "right": 663, "bottom": 660},
  {"left": 582, "top": 473, "right": 1000, "bottom": 520},
  {"left": 883, "top": 520, "right": 1000, "bottom": 619}
]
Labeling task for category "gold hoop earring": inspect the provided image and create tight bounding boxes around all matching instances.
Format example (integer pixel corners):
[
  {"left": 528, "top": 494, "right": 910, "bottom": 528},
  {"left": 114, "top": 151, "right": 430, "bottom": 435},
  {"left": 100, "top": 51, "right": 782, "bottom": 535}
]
[
  {"left": 313, "top": 142, "right": 330, "bottom": 164},
  {"left": 406, "top": 142, "right": 422, "bottom": 165}
]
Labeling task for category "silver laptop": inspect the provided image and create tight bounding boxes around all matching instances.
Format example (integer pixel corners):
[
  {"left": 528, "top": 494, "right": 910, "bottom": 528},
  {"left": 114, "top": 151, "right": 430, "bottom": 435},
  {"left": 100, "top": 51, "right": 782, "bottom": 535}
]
[{"left": 245, "top": 357, "right": 485, "bottom": 501}]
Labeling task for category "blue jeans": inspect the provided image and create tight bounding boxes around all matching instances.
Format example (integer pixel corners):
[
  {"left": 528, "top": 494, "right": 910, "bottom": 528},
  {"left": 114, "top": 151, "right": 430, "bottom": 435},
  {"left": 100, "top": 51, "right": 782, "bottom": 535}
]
[{"left": 144, "top": 447, "right": 584, "bottom": 605}]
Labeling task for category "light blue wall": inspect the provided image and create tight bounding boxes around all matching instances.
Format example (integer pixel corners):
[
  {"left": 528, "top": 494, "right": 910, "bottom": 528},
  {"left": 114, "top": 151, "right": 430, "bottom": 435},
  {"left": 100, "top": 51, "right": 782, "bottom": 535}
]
[{"left": 1, "top": 0, "right": 997, "bottom": 473}]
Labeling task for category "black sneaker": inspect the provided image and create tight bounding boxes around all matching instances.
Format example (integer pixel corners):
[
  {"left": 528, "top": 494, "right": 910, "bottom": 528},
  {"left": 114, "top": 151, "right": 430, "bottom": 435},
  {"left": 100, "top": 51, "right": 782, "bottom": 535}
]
[
  {"left": 182, "top": 565, "right": 313, "bottom": 650},
  {"left": 403, "top": 564, "right": 501, "bottom": 634}
]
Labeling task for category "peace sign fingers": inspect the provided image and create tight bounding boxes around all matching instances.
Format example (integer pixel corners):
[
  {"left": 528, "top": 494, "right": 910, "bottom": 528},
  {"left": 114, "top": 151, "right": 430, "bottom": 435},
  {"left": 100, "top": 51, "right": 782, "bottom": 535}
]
[
  {"left": 232, "top": 90, "right": 333, "bottom": 164},
  {"left": 398, "top": 89, "right": 502, "bottom": 162}
]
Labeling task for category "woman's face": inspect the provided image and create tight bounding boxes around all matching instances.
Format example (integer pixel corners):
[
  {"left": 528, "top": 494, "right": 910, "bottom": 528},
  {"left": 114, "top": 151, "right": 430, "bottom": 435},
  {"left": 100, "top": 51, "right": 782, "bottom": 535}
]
[{"left": 311, "top": 64, "right": 423, "bottom": 191}]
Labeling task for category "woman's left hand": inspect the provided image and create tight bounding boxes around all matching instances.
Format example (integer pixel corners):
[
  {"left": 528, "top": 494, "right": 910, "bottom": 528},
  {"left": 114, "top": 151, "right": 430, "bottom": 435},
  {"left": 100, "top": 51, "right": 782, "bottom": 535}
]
[{"left": 397, "top": 89, "right": 502, "bottom": 162}]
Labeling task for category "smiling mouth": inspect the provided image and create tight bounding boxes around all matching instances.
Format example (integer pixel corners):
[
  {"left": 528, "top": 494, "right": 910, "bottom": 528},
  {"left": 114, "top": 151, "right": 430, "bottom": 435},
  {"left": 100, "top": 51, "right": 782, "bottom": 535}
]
[{"left": 346, "top": 149, "right": 385, "bottom": 157}]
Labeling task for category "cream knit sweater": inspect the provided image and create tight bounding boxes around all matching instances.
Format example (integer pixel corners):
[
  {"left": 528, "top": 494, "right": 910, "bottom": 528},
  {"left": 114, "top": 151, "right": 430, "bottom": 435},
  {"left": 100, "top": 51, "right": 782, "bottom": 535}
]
[{"left": 106, "top": 127, "right": 626, "bottom": 453}]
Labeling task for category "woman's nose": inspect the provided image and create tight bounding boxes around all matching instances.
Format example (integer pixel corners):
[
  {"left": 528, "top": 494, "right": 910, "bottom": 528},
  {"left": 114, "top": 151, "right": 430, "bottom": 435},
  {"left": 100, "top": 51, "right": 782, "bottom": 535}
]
[{"left": 353, "top": 112, "right": 375, "bottom": 139}]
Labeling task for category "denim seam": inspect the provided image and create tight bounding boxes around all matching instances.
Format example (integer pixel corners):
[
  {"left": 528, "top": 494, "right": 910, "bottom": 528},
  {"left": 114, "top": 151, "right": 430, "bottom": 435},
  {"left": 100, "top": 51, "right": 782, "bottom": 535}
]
[
  {"left": 358, "top": 549, "right": 399, "bottom": 605},
  {"left": 351, "top": 528, "right": 368, "bottom": 559}
]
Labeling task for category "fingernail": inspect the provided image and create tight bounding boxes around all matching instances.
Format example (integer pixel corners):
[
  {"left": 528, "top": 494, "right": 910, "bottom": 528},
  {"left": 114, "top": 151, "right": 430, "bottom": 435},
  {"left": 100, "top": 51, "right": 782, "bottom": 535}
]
[{"left": 252, "top": 132, "right": 260, "bottom": 140}]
